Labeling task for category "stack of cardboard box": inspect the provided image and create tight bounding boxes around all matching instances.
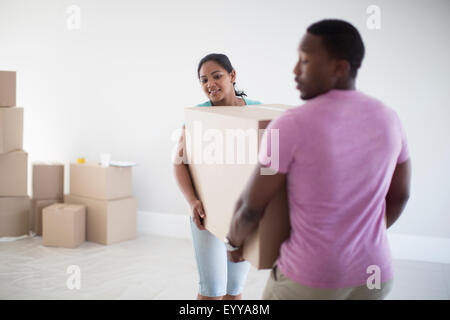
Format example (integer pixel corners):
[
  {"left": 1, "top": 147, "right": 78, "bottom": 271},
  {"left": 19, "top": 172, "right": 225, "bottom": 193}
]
[
  {"left": 0, "top": 71, "right": 30, "bottom": 237},
  {"left": 30, "top": 162, "right": 64, "bottom": 236},
  {"left": 64, "top": 162, "right": 137, "bottom": 245}
]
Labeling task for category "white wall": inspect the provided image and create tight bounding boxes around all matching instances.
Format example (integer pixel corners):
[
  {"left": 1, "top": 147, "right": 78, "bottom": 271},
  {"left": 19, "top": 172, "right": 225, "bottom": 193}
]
[{"left": 0, "top": 0, "right": 449, "bottom": 239}]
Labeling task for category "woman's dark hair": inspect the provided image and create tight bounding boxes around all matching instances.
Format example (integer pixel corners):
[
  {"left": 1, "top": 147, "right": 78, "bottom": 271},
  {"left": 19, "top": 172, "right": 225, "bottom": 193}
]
[
  {"left": 197, "top": 53, "right": 247, "bottom": 97},
  {"left": 307, "top": 19, "right": 365, "bottom": 78}
]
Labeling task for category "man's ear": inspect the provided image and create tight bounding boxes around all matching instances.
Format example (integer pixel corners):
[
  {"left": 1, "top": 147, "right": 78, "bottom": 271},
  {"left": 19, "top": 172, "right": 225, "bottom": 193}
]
[
  {"left": 335, "top": 60, "right": 351, "bottom": 79},
  {"left": 230, "top": 70, "right": 236, "bottom": 83}
]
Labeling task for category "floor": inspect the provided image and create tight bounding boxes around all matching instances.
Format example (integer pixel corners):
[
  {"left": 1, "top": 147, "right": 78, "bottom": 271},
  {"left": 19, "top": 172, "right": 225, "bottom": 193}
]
[{"left": 0, "top": 233, "right": 449, "bottom": 300}]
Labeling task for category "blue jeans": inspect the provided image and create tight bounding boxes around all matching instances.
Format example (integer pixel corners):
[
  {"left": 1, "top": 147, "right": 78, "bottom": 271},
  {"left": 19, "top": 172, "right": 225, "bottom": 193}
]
[{"left": 189, "top": 216, "right": 251, "bottom": 297}]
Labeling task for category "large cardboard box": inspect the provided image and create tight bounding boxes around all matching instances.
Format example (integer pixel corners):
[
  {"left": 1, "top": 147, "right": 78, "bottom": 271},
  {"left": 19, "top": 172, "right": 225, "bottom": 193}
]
[
  {"left": 0, "top": 107, "right": 23, "bottom": 154},
  {"left": 64, "top": 194, "right": 136, "bottom": 245},
  {"left": 70, "top": 163, "right": 132, "bottom": 200},
  {"left": 0, "top": 150, "right": 28, "bottom": 196},
  {"left": 246, "top": 104, "right": 295, "bottom": 111},
  {"left": 184, "top": 104, "right": 292, "bottom": 269},
  {"left": 30, "top": 199, "right": 60, "bottom": 236},
  {"left": 0, "top": 196, "right": 30, "bottom": 237},
  {"left": 32, "top": 163, "right": 64, "bottom": 200},
  {"left": 0, "top": 71, "right": 16, "bottom": 107},
  {"left": 42, "top": 203, "right": 86, "bottom": 248}
]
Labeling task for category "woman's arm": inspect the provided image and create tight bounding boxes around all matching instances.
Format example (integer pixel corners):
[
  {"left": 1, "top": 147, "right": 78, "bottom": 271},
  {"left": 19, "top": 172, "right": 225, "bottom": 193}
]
[{"left": 173, "top": 126, "right": 206, "bottom": 229}]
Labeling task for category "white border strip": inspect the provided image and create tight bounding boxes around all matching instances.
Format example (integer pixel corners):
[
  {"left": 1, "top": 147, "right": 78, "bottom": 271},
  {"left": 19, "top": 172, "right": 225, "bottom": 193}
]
[{"left": 138, "top": 211, "right": 450, "bottom": 264}]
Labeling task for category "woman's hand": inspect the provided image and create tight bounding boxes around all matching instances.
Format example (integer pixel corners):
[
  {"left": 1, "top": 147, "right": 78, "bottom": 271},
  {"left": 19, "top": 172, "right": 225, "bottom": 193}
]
[{"left": 190, "top": 199, "right": 206, "bottom": 230}]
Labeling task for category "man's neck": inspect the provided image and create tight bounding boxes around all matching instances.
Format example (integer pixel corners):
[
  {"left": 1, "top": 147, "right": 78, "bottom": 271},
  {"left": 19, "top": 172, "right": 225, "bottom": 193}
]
[{"left": 334, "top": 77, "right": 356, "bottom": 90}]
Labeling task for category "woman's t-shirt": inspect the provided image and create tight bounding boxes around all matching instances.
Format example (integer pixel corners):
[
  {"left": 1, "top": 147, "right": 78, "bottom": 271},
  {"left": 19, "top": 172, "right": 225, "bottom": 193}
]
[{"left": 196, "top": 98, "right": 262, "bottom": 107}]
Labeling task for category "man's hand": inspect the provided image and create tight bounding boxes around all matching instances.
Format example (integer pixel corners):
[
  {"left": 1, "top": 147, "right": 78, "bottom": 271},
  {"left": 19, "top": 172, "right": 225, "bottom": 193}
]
[
  {"left": 227, "top": 246, "right": 245, "bottom": 263},
  {"left": 227, "top": 164, "right": 287, "bottom": 248}
]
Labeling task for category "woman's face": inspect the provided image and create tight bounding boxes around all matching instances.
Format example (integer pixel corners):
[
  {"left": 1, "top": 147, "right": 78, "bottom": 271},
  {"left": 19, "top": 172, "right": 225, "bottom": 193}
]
[{"left": 199, "top": 60, "right": 236, "bottom": 103}]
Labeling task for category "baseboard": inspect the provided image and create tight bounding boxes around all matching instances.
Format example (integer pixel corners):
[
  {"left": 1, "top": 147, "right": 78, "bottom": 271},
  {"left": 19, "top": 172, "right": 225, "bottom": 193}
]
[{"left": 137, "top": 211, "right": 450, "bottom": 264}]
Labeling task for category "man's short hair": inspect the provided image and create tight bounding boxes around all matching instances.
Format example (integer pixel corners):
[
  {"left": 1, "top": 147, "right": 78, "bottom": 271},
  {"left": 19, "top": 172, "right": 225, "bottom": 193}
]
[{"left": 307, "top": 19, "right": 365, "bottom": 78}]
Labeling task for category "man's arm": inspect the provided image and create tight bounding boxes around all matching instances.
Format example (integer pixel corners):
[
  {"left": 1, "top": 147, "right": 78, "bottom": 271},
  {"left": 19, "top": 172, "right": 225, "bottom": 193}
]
[
  {"left": 227, "top": 165, "right": 286, "bottom": 247},
  {"left": 385, "top": 159, "right": 411, "bottom": 228}
]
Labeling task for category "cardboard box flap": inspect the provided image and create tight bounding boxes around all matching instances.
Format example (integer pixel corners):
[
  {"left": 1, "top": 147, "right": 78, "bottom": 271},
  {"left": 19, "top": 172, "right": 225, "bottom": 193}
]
[
  {"left": 185, "top": 105, "right": 285, "bottom": 121},
  {"left": 32, "top": 161, "right": 64, "bottom": 166}
]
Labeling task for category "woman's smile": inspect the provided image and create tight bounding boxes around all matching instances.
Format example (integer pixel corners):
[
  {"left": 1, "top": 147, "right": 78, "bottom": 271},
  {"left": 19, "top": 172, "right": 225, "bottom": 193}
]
[{"left": 209, "top": 88, "right": 221, "bottom": 97}]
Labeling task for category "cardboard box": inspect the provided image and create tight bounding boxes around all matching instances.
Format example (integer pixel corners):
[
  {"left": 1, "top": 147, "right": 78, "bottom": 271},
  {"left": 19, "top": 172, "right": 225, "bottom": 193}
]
[
  {"left": 0, "top": 150, "right": 28, "bottom": 197},
  {"left": 184, "top": 104, "right": 292, "bottom": 269},
  {"left": 0, "top": 107, "right": 23, "bottom": 154},
  {"left": 246, "top": 104, "right": 295, "bottom": 111},
  {"left": 241, "top": 185, "right": 291, "bottom": 269},
  {"left": 70, "top": 163, "right": 132, "bottom": 200},
  {"left": 64, "top": 194, "right": 136, "bottom": 245},
  {"left": 30, "top": 199, "right": 60, "bottom": 236},
  {"left": 0, "top": 71, "right": 16, "bottom": 107},
  {"left": 32, "top": 163, "right": 64, "bottom": 200},
  {"left": 0, "top": 196, "right": 30, "bottom": 237},
  {"left": 42, "top": 203, "right": 86, "bottom": 248}
]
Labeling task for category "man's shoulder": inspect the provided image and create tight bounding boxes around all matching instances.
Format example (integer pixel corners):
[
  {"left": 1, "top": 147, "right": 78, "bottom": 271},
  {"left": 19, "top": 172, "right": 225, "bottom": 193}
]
[
  {"left": 268, "top": 106, "right": 303, "bottom": 130},
  {"left": 356, "top": 91, "right": 398, "bottom": 119}
]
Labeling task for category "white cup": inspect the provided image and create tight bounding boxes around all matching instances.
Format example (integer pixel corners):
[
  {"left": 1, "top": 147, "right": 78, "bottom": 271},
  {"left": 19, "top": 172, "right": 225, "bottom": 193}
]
[{"left": 100, "top": 153, "right": 111, "bottom": 167}]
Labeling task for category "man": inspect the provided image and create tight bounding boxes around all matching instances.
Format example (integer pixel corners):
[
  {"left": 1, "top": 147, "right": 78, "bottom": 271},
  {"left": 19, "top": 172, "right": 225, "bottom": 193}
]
[{"left": 225, "top": 19, "right": 411, "bottom": 300}]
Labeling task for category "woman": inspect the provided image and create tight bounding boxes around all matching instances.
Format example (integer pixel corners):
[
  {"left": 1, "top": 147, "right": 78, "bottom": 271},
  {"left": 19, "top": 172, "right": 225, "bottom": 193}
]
[{"left": 173, "top": 53, "right": 261, "bottom": 300}]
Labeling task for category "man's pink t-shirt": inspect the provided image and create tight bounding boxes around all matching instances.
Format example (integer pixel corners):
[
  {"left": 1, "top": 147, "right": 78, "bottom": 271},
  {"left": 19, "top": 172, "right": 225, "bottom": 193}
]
[{"left": 259, "top": 89, "right": 409, "bottom": 288}]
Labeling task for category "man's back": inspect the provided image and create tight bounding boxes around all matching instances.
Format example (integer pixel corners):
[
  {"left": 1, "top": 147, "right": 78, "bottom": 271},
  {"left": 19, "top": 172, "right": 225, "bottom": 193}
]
[{"left": 259, "top": 89, "right": 409, "bottom": 288}]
